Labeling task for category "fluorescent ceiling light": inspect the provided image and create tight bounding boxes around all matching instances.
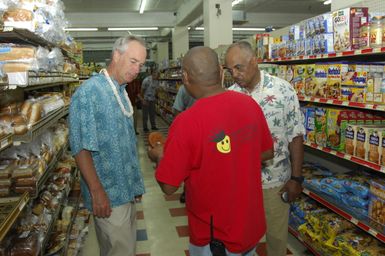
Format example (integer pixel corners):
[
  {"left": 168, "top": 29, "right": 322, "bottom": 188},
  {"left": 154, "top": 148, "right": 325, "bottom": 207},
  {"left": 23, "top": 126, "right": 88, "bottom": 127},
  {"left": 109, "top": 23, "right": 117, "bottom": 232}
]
[
  {"left": 139, "top": 0, "right": 147, "bottom": 14},
  {"left": 323, "top": 0, "right": 331, "bottom": 5},
  {"left": 233, "top": 27, "right": 266, "bottom": 31},
  {"left": 195, "top": 27, "right": 204, "bottom": 30},
  {"left": 108, "top": 27, "right": 158, "bottom": 31},
  {"left": 64, "top": 28, "right": 98, "bottom": 31},
  {"left": 232, "top": 0, "right": 243, "bottom": 7}
]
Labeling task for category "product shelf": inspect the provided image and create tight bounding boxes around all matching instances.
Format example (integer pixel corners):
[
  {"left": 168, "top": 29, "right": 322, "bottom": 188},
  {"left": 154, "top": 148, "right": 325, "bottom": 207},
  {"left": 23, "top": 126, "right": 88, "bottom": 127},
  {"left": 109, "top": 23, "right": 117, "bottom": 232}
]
[
  {"left": 288, "top": 226, "right": 322, "bottom": 256},
  {"left": 259, "top": 46, "right": 385, "bottom": 63},
  {"left": 13, "top": 106, "right": 68, "bottom": 145},
  {"left": 298, "top": 95, "right": 385, "bottom": 111},
  {"left": 33, "top": 143, "right": 68, "bottom": 199},
  {"left": 302, "top": 188, "right": 385, "bottom": 243},
  {"left": 0, "top": 192, "right": 29, "bottom": 242},
  {"left": 40, "top": 177, "right": 73, "bottom": 256},
  {"left": 0, "top": 134, "right": 13, "bottom": 153},
  {"left": 304, "top": 141, "right": 385, "bottom": 174},
  {"left": 0, "top": 27, "right": 76, "bottom": 60},
  {"left": 158, "top": 77, "right": 182, "bottom": 81},
  {"left": 163, "top": 88, "right": 178, "bottom": 94}
]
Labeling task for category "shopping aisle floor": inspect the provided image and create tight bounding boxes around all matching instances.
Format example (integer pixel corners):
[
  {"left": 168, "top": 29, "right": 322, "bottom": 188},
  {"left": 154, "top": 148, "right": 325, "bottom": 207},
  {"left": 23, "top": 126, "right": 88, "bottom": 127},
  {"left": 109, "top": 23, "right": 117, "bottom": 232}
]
[{"left": 80, "top": 112, "right": 310, "bottom": 256}]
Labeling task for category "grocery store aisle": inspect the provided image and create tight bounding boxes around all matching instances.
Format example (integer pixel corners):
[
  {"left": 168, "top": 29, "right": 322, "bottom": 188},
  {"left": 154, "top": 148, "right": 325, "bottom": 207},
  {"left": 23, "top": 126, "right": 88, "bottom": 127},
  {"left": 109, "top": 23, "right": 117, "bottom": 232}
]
[{"left": 79, "top": 111, "right": 309, "bottom": 256}]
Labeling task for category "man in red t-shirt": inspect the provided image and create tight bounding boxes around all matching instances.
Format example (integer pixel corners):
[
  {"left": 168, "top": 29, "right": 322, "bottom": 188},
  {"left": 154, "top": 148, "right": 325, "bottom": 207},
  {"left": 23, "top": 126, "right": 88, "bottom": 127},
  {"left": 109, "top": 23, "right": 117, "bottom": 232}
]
[{"left": 148, "top": 46, "right": 273, "bottom": 255}]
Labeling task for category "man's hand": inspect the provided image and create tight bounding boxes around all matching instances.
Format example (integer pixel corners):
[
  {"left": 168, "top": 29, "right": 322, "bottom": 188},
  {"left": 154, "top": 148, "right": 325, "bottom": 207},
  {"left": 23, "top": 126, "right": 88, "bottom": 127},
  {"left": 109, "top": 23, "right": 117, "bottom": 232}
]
[
  {"left": 279, "top": 180, "right": 302, "bottom": 203},
  {"left": 91, "top": 187, "right": 112, "bottom": 218},
  {"left": 147, "top": 143, "right": 164, "bottom": 164}
]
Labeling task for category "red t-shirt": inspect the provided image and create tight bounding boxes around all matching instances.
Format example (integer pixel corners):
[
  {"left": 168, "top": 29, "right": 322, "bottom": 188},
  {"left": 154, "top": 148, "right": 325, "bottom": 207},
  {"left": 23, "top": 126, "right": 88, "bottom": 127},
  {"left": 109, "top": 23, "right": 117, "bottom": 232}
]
[{"left": 155, "top": 91, "right": 273, "bottom": 253}]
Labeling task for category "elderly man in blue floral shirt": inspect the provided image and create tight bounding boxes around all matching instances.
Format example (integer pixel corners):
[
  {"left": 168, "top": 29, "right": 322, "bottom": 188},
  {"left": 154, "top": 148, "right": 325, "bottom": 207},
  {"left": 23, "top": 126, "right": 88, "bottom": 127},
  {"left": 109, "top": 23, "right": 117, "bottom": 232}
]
[{"left": 69, "top": 36, "right": 146, "bottom": 256}]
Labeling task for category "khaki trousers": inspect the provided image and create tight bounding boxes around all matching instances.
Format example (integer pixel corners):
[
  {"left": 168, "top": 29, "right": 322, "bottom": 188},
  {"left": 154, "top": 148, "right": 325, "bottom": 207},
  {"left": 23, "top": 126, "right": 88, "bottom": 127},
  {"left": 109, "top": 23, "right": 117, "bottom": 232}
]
[
  {"left": 262, "top": 186, "right": 290, "bottom": 256},
  {"left": 94, "top": 202, "right": 137, "bottom": 256}
]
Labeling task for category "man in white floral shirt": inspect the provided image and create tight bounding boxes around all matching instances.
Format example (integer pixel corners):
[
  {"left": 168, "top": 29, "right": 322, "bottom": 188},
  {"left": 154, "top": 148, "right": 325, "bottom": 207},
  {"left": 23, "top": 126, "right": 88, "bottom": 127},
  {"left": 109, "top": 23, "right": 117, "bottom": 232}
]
[{"left": 225, "top": 41, "right": 305, "bottom": 256}]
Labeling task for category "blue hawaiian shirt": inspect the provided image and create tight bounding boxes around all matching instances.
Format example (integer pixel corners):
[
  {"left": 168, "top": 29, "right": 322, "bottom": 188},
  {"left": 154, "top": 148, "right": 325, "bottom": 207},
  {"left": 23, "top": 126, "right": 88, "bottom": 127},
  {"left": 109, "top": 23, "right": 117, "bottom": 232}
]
[
  {"left": 69, "top": 73, "right": 145, "bottom": 211},
  {"left": 229, "top": 71, "right": 305, "bottom": 189}
]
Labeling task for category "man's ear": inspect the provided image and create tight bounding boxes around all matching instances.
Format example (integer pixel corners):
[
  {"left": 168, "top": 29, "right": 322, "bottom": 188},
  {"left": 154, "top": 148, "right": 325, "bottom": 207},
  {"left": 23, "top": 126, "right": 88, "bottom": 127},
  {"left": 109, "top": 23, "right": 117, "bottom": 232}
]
[
  {"left": 112, "top": 51, "right": 120, "bottom": 64},
  {"left": 182, "top": 70, "right": 189, "bottom": 85},
  {"left": 219, "top": 65, "right": 224, "bottom": 87}
]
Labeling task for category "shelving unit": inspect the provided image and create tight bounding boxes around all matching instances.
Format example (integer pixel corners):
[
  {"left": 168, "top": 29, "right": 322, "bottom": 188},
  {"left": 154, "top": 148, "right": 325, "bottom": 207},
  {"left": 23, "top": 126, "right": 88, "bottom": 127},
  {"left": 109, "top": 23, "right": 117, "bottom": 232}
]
[
  {"left": 298, "top": 95, "right": 385, "bottom": 112},
  {"left": 288, "top": 226, "right": 322, "bottom": 256},
  {"left": 0, "top": 134, "right": 13, "bottom": 153},
  {"left": 302, "top": 187, "right": 385, "bottom": 243},
  {"left": 13, "top": 105, "right": 70, "bottom": 145},
  {"left": 304, "top": 141, "right": 385, "bottom": 174},
  {"left": 0, "top": 193, "right": 29, "bottom": 242},
  {"left": 259, "top": 46, "right": 385, "bottom": 64}
]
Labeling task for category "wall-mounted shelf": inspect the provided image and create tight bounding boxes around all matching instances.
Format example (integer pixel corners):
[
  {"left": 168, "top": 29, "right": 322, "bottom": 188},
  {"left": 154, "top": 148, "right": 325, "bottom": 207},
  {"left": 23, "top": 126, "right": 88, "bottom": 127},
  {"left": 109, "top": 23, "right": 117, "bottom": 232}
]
[
  {"left": 304, "top": 141, "right": 385, "bottom": 174},
  {"left": 298, "top": 95, "right": 385, "bottom": 112}
]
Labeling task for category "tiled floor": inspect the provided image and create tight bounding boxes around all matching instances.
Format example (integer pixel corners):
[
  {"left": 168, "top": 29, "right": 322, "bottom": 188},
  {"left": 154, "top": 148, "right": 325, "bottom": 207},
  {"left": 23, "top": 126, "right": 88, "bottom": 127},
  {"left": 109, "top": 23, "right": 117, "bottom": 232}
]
[{"left": 79, "top": 113, "right": 310, "bottom": 256}]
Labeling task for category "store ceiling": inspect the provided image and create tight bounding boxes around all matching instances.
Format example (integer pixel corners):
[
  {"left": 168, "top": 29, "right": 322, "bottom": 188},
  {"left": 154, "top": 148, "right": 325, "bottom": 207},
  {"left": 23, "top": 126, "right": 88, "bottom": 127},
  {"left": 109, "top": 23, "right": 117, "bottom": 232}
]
[{"left": 62, "top": 0, "right": 330, "bottom": 50}]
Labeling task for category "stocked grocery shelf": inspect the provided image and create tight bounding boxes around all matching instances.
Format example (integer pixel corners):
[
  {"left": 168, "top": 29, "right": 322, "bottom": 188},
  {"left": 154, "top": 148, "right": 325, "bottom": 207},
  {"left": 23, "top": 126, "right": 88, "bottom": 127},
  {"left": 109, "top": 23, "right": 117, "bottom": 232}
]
[
  {"left": 298, "top": 95, "right": 385, "bottom": 112},
  {"left": 288, "top": 226, "right": 322, "bottom": 256},
  {"left": 0, "top": 27, "right": 76, "bottom": 59},
  {"left": 158, "top": 97, "right": 174, "bottom": 105},
  {"left": 13, "top": 105, "right": 69, "bottom": 145},
  {"left": 302, "top": 188, "right": 385, "bottom": 243},
  {"left": 0, "top": 192, "right": 29, "bottom": 242},
  {"left": 0, "top": 27, "right": 55, "bottom": 48},
  {"left": 259, "top": 46, "right": 385, "bottom": 63},
  {"left": 34, "top": 143, "right": 68, "bottom": 199},
  {"left": 158, "top": 77, "right": 182, "bottom": 81},
  {"left": 40, "top": 175, "right": 73, "bottom": 256},
  {"left": 0, "top": 134, "right": 13, "bottom": 153},
  {"left": 157, "top": 104, "right": 173, "bottom": 115},
  {"left": 304, "top": 141, "right": 385, "bottom": 174},
  {"left": 1, "top": 71, "right": 79, "bottom": 90}
]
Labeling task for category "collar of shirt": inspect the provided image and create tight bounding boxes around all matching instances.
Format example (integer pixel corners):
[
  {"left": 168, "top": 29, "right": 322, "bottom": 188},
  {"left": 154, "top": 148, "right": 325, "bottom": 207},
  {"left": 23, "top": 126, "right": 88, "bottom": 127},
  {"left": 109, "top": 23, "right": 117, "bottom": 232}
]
[{"left": 236, "top": 70, "right": 266, "bottom": 96}]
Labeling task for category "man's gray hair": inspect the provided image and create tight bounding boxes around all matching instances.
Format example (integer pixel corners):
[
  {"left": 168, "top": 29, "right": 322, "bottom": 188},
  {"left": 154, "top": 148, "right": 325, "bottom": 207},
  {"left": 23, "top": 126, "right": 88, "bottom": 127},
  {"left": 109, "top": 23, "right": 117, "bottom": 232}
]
[
  {"left": 112, "top": 35, "right": 146, "bottom": 55},
  {"left": 226, "top": 41, "right": 254, "bottom": 56}
]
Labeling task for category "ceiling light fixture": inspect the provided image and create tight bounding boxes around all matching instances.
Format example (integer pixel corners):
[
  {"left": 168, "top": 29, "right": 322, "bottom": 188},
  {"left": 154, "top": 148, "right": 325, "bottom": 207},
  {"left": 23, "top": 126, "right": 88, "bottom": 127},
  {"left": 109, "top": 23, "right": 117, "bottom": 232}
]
[
  {"left": 195, "top": 27, "right": 204, "bottom": 30},
  {"left": 323, "top": 0, "right": 332, "bottom": 5},
  {"left": 64, "top": 28, "right": 98, "bottom": 31},
  {"left": 139, "top": 0, "right": 147, "bottom": 14},
  {"left": 232, "top": 0, "right": 243, "bottom": 7},
  {"left": 108, "top": 27, "right": 158, "bottom": 31},
  {"left": 232, "top": 27, "right": 266, "bottom": 31}
]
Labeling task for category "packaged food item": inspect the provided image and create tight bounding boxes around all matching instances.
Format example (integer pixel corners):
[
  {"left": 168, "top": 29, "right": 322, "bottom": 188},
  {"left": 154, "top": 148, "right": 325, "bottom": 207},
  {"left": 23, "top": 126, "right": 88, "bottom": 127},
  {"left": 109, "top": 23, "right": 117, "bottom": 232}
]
[
  {"left": 302, "top": 107, "right": 315, "bottom": 143},
  {"left": 326, "top": 108, "right": 350, "bottom": 151},
  {"left": 332, "top": 7, "right": 369, "bottom": 51},
  {"left": 369, "top": 179, "right": 385, "bottom": 230},
  {"left": 304, "top": 64, "right": 315, "bottom": 96},
  {"left": 0, "top": 45, "right": 36, "bottom": 61},
  {"left": 369, "top": 15, "right": 385, "bottom": 48},
  {"left": 313, "top": 63, "right": 328, "bottom": 98},
  {"left": 314, "top": 107, "right": 327, "bottom": 147}
]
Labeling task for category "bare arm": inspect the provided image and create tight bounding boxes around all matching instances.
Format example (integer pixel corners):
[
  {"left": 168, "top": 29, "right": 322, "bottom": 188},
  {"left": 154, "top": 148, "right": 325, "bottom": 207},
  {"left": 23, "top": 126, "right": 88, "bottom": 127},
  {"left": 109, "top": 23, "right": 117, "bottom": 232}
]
[
  {"left": 75, "top": 150, "right": 111, "bottom": 218},
  {"left": 157, "top": 181, "right": 179, "bottom": 195},
  {"left": 289, "top": 135, "right": 304, "bottom": 177},
  {"left": 261, "top": 147, "right": 274, "bottom": 162},
  {"left": 280, "top": 135, "right": 304, "bottom": 202}
]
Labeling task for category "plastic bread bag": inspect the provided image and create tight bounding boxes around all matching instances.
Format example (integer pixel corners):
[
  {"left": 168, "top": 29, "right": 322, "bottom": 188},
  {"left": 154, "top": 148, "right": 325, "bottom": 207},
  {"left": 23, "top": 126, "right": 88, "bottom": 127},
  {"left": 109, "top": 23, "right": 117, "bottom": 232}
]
[
  {"left": 320, "top": 177, "right": 348, "bottom": 194},
  {"left": 0, "top": 44, "right": 37, "bottom": 61},
  {"left": 47, "top": 47, "right": 64, "bottom": 71},
  {"left": 340, "top": 193, "right": 369, "bottom": 209},
  {"left": 10, "top": 231, "right": 40, "bottom": 256},
  {"left": 35, "top": 46, "right": 50, "bottom": 71}
]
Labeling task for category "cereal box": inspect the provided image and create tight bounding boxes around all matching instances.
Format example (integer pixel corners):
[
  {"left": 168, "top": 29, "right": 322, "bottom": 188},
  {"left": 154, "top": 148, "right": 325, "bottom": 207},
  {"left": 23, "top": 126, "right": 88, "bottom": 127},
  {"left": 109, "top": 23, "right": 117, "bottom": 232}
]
[
  {"left": 355, "top": 125, "right": 385, "bottom": 160},
  {"left": 291, "top": 65, "right": 306, "bottom": 95},
  {"left": 332, "top": 7, "right": 368, "bottom": 52},
  {"left": 326, "top": 109, "right": 350, "bottom": 151},
  {"left": 313, "top": 63, "right": 328, "bottom": 98},
  {"left": 368, "top": 127, "right": 385, "bottom": 164},
  {"left": 315, "top": 107, "right": 327, "bottom": 147},
  {"left": 304, "top": 64, "right": 315, "bottom": 96},
  {"left": 302, "top": 107, "right": 315, "bottom": 143},
  {"left": 345, "top": 123, "right": 358, "bottom": 155},
  {"left": 327, "top": 63, "right": 345, "bottom": 99}
]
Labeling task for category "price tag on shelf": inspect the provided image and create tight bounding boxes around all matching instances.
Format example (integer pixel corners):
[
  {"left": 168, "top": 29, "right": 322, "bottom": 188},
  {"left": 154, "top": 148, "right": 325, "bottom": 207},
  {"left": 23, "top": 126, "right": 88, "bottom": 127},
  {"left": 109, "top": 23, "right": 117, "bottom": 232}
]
[
  {"left": 368, "top": 228, "right": 378, "bottom": 237},
  {"left": 326, "top": 99, "right": 334, "bottom": 104},
  {"left": 380, "top": 166, "right": 385, "bottom": 174},
  {"left": 343, "top": 154, "right": 351, "bottom": 160},
  {"left": 354, "top": 50, "right": 361, "bottom": 55},
  {"left": 19, "top": 201, "right": 26, "bottom": 211},
  {"left": 341, "top": 101, "right": 349, "bottom": 106},
  {"left": 373, "top": 48, "right": 381, "bottom": 53},
  {"left": 351, "top": 218, "right": 359, "bottom": 225},
  {"left": 0, "top": 139, "right": 8, "bottom": 149}
]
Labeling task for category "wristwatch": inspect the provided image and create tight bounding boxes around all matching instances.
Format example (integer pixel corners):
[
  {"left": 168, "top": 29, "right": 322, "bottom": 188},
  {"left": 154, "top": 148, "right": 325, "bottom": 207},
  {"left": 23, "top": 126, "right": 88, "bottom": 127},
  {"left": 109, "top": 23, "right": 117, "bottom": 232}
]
[{"left": 290, "top": 175, "right": 304, "bottom": 184}]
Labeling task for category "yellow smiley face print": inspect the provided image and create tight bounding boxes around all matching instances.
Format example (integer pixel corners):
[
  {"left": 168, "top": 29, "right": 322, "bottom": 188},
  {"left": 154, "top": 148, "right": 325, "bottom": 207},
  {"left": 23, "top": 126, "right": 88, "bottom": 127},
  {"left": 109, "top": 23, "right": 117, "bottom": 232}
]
[{"left": 216, "top": 135, "right": 231, "bottom": 153}]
